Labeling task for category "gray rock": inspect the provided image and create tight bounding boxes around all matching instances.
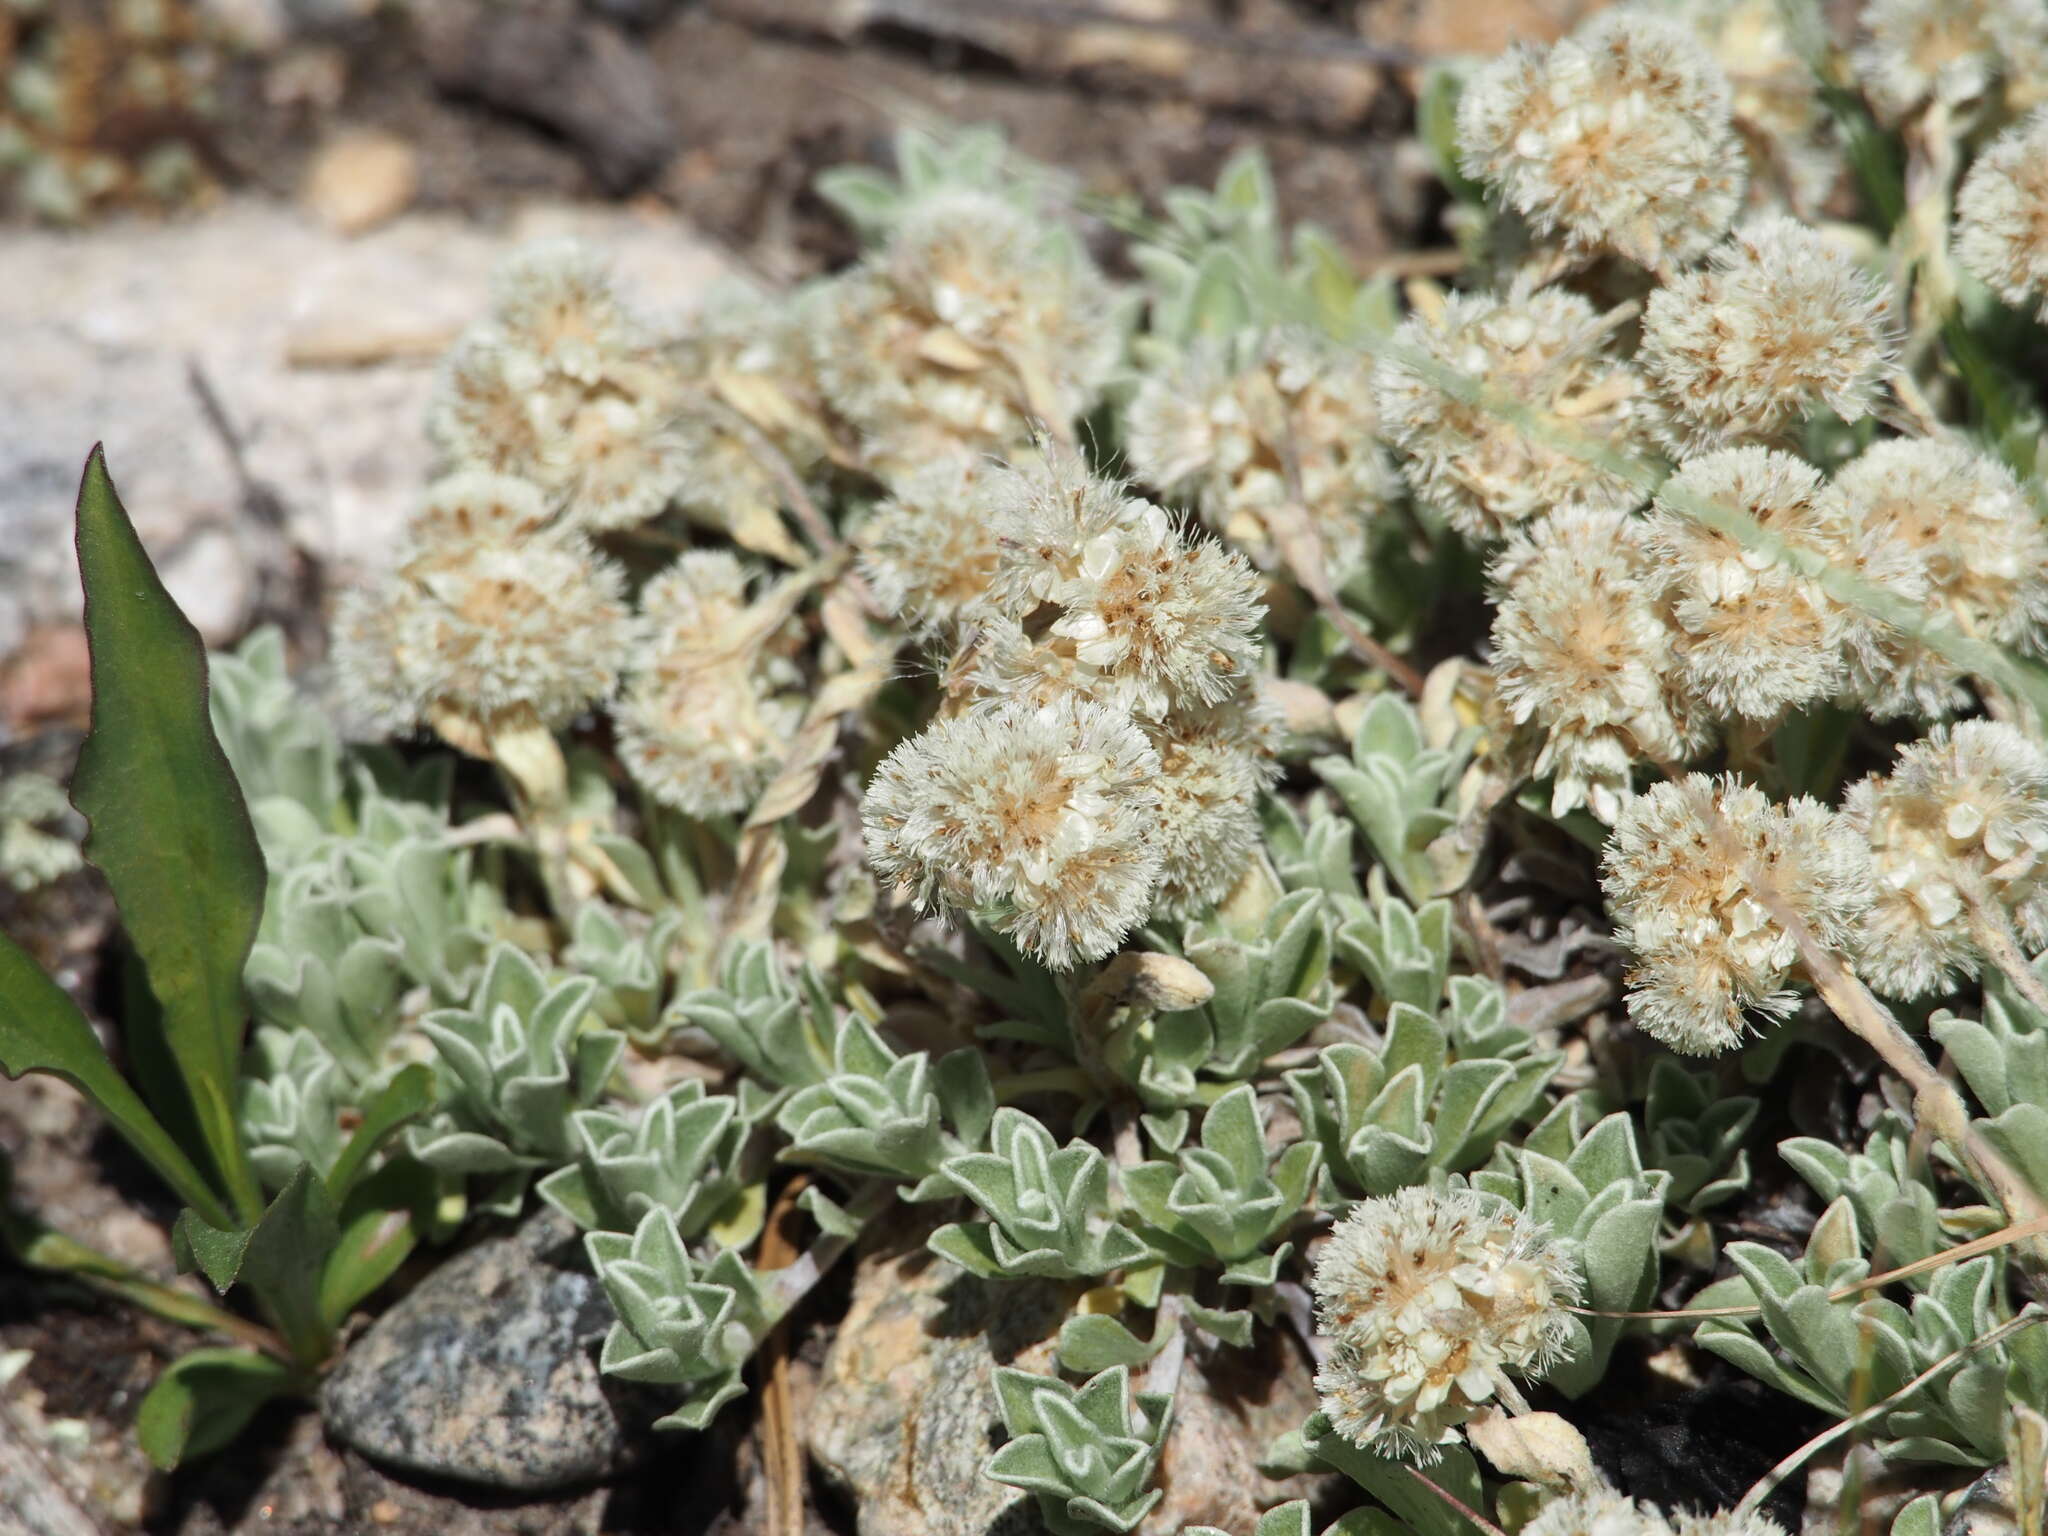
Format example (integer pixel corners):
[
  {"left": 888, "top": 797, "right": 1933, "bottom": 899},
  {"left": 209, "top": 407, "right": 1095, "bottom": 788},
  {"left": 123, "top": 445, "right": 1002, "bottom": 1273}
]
[
  {"left": 808, "top": 1239, "right": 1332, "bottom": 1536},
  {"left": 320, "top": 1212, "right": 644, "bottom": 1493}
]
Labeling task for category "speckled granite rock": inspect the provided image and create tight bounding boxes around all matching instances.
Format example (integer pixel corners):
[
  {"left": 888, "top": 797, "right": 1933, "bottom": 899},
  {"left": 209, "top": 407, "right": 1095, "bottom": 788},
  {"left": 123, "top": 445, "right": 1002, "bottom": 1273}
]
[
  {"left": 807, "top": 1242, "right": 1329, "bottom": 1536},
  {"left": 320, "top": 1212, "right": 641, "bottom": 1492}
]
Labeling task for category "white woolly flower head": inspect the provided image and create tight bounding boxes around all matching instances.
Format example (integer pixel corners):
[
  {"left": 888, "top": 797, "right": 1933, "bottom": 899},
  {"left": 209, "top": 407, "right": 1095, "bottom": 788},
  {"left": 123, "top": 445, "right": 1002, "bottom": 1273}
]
[
  {"left": 855, "top": 455, "right": 1002, "bottom": 633},
  {"left": 1602, "top": 774, "right": 1873, "bottom": 1054},
  {"left": 1374, "top": 289, "right": 1651, "bottom": 542},
  {"left": 403, "top": 470, "right": 558, "bottom": 554},
  {"left": 1642, "top": 447, "right": 1868, "bottom": 725},
  {"left": 1671, "top": 1514, "right": 1790, "bottom": 1536},
  {"left": 1457, "top": 7, "right": 1745, "bottom": 269},
  {"left": 810, "top": 190, "right": 1121, "bottom": 475},
  {"left": 333, "top": 523, "right": 632, "bottom": 745},
  {"left": 1488, "top": 504, "right": 1707, "bottom": 824},
  {"left": 1142, "top": 689, "right": 1282, "bottom": 919},
  {"left": 1676, "top": 0, "right": 1840, "bottom": 216},
  {"left": 1845, "top": 721, "right": 2048, "bottom": 999},
  {"left": 1124, "top": 328, "right": 1398, "bottom": 576},
  {"left": 1955, "top": 108, "right": 2048, "bottom": 322},
  {"left": 970, "top": 453, "right": 1265, "bottom": 720},
  {"left": 1853, "top": 0, "right": 2048, "bottom": 123},
  {"left": 1836, "top": 437, "right": 2048, "bottom": 719},
  {"left": 1525, "top": 1487, "right": 1673, "bottom": 1536},
  {"left": 615, "top": 552, "right": 804, "bottom": 819},
  {"left": 1641, "top": 215, "right": 1895, "bottom": 451},
  {"left": 861, "top": 695, "right": 1165, "bottom": 969},
  {"left": 488, "top": 237, "right": 642, "bottom": 384},
  {"left": 1310, "top": 1185, "right": 1580, "bottom": 1463}
]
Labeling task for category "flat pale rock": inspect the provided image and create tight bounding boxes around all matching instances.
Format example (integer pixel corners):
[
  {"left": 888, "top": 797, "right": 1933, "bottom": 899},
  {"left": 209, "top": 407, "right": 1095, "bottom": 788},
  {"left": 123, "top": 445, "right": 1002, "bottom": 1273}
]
[
  {"left": 808, "top": 1241, "right": 1329, "bottom": 1536},
  {"left": 320, "top": 1214, "right": 641, "bottom": 1493}
]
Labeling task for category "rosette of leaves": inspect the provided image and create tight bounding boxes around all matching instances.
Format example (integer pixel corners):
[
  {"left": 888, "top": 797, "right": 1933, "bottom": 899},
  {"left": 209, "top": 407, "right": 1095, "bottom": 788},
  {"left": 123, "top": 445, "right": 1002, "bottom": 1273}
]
[
  {"left": 1689, "top": 1193, "right": 2048, "bottom": 1465},
  {"left": 929, "top": 1108, "right": 1155, "bottom": 1280},
  {"left": 1932, "top": 969, "right": 2048, "bottom": 1202},
  {"left": 406, "top": 944, "right": 625, "bottom": 1215},
  {"left": 669, "top": 940, "right": 846, "bottom": 1103},
  {"left": 1335, "top": 894, "right": 1451, "bottom": 1012},
  {"left": 813, "top": 123, "right": 1019, "bottom": 241},
  {"left": 1641, "top": 1062, "right": 1758, "bottom": 1267},
  {"left": 1111, "top": 1084, "right": 1318, "bottom": 1348},
  {"left": 537, "top": 1079, "right": 766, "bottom": 1244},
  {"left": 1312, "top": 695, "right": 1471, "bottom": 904},
  {"left": 1289, "top": 975, "right": 1560, "bottom": 1200},
  {"left": 337, "top": 792, "right": 496, "bottom": 1007},
  {"left": 1471, "top": 1107, "right": 1668, "bottom": 1395},
  {"left": 1776, "top": 1114, "right": 1946, "bottom": 1275},
  {"left": 1122, "top": 890, "right": 1332, "bottom": 1106},
  {"left": 565, "top": 902, "right": 683, "bottom": 1044},
  {"left": 985, "top": 1364, "right": 1172, "bottom": 1536},
  {"left": 208, "top": 627, "right": 346, "bottom": 825},
  {"left": 236, "top": 1027, "right": 348, "bottom": 1191},
  {"left": 774, "top": 1014, "right": 994, "bottom": 1197},
  {"left": 586, "top": 1208, "right": 778, "bottom": 1431}
]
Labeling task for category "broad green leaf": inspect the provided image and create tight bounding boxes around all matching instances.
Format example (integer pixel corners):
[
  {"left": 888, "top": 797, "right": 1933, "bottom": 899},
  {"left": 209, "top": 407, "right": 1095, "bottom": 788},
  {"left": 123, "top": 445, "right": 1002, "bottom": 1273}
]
[
  {"left": 1303, "top": 1414, "right": 1487, "bottom": 1536},
  {"left": 135, "top": 1348, "right": 296, "bottom": 1469},
  {"left": 0, "top": 930, "right": 233, "bottom": 1228},
  {"left": 175, "top": 1162, "right": 340, "bottom": 1368},
  {"left": 320, "top": 1157, "right": 434, "bottom": 1327},
  {"left": 326, "top": 1064, "right": 434, "bottom": 1199},
  {"left": 1057, "top": 1313, "right": 1166, "bottom": 1373},
  {"left": 71, "top": 448, "right": 267, "bottom": 1225}
]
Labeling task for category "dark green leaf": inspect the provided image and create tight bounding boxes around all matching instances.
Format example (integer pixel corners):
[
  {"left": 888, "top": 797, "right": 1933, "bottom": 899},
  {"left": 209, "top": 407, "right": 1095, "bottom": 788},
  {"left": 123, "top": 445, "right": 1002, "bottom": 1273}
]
[
  {"left": 175, "top": 1162, "right": 339, "bottom": 1368},
  {"left": 71, "top": 447, "right": 267, "bottom": 1224},
  {"left": 135, "top": 1348, "right": 296, "bottom": 1469},
  {"left": 0, "top": 929, "right": 233, "bottom": 1228},
  {"left": 321, "top": 1157, "right": 434, "bottom": 1326},
  {"left": 326, "top": 1064, "right": 434, "bottom": 1199}
]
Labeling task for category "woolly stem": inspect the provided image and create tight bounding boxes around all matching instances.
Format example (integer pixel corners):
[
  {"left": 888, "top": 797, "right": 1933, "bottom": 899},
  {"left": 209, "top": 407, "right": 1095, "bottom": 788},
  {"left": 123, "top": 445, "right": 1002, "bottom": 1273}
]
[
  {"left": 1967, "top": 898, "right": 2048, "bottom": 1023},
  {"left": 486, "top": 717, "right": 581, "bottom": 923}
]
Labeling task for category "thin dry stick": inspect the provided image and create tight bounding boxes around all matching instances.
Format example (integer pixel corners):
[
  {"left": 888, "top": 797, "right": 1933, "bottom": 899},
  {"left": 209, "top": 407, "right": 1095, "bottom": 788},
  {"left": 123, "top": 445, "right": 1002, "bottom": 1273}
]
[
  {"left": 1967, "top": 901, "right": 2048, "bottom": 1022},
  {"left": 1403, "top": 1466, "right": 1510, "bottom": 1536},
  {"left": 755, "top": 1177, "right": 812, "bottom": 1536},
  {"left": 1733, "top": 1307, "right": 2045, "bottom": 1519}
]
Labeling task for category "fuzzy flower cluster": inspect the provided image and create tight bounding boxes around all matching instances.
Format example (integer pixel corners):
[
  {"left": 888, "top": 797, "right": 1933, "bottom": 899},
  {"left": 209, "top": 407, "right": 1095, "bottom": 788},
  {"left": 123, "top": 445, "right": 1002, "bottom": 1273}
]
[
  {"left": 812, "top": 190, "right": 1122, "bottom": 480},
  {"left": 1640, "top": 215, "right": 1895, "bottom": 451},
  {"left": 1676, "top": 0, "right": 1840, "bottom": 216},
  {"left": 855, "top": 457, "right": 1002, "bottom": 634},
  {"left": 430, "top": 241, "right": 692, "bottom": 534},
  {"left": 1955, "top": 109, "right": 2048, "bottom": 322},
  {"left": 333, "top": 471, "right": 634, "bottom": 748},
  {"left": 1834, "top": 438, "right": 2048, "bottom": 718},
  {"left": 1310, "top": 1186, "right": 1579, "bottom": 1463},
  {"left": 1602, "top": 774, "right": 1873, "bottom": 1054},
  {"left": 1524, "top": 1489, "right": 1787, "bottom": 1536},
  {"left": 1845, "top": 722, "right": 2048, "bottom": 1000},
  {"left": 1489, "top": 505, "right": 1709, "bottom": 823},
  {"left": 862, "top": 451, "right": 1275, "bottom": 964},
  {"left": 1458, "top": 9, "right": 1745, "bottom": 270},
  {"left": 1374, "top": 288, "right": 1651, "bottom": 543},
  {"left": 1853, "top": 0, "right": 2048, "bottom": 123},
  {"left": 614, "top": 554, "right": 805, "bottom": 819},
  {"left": 1124, "top": 328, "right": 1399, "bottom": 577}
]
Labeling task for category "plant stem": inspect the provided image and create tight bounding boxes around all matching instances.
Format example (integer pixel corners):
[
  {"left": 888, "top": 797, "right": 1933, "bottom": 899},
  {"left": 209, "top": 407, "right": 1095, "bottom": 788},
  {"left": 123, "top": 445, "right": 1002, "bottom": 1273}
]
[{"left": 1968, "top": 900, "right": 2048, "bottom": 1022}]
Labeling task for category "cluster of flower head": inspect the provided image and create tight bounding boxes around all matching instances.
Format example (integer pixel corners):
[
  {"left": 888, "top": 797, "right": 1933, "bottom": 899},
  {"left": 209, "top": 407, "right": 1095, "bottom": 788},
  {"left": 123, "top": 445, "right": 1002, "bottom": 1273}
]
[
  {"left": 1309, "top": 1185, "right": 1579, "bottom": 1463},
  {"left": 861, "top": 447, "right": 1275, "bottom": 967},
  {"left": 1523, "top": 1487, "right": 1787, "bottom": 1536}
]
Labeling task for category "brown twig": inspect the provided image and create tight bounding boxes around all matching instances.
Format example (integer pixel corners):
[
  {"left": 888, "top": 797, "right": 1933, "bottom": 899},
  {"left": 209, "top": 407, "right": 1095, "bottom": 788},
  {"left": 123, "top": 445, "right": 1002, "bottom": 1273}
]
[
  {"left": 1404, "top": 1465, "right": 1510, "bottom": 1536},
  {"left": 755, "top": 1177, "right": 811, "bottom": 1536}
]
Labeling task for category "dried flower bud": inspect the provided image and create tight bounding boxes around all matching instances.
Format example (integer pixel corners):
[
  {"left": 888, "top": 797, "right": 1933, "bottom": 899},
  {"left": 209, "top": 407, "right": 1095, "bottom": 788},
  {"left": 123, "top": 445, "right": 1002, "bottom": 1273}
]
[
  {"left": 1603, "top": 774, "right": 1872, "bottom": 1054},
  {"left": 1955, "top": 108, "right": 2048, "bottom": 321},
  {"left": 1836, "top": 437, "right": 2048, "bottom": 719},
  {"left": 970, "top": 454, "right": 1265, "bottom": 721},
  {"left": 1641, "top": 216, "right": 1894, "bottom": 451},
  {"left": 333, "top": 482, "right": 633, "bottom": 742},
  {"left": 1642, "top": 447, "right": 1873, "bottom": 725},
  {"left": 1458, "top": 9, "right": 1745, "bottom": 269},
  {"left": 614, "top": 553, "right": 803, "bottom": 818},
  {"left": 856, "top": 455, "right": 1002, "bottom": 633},
  {"left": 1374, "top": 289, "right": 1651, "bottom": 543},
  {"left": 1853, "top": 0, "right": 2048, "bottom": 123},
  {"left": 1845, "top": 721, "right": 2048, "bottom": 999},
  {"left": 1125, "top": 328, "right": 1398, "bottom": 576},
  {"left": 861, "top": 695, "right": 1164, "bottom": 969},
  {"left": 1488, "top": 505, "right": 1706, "bottom": 823},
  {"left": 1311, "top": 1186, "right": 1579, "bottom": 1463}
]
